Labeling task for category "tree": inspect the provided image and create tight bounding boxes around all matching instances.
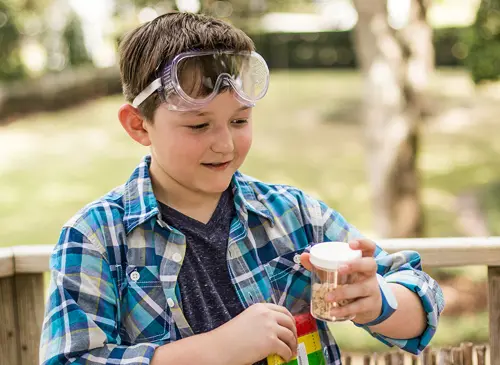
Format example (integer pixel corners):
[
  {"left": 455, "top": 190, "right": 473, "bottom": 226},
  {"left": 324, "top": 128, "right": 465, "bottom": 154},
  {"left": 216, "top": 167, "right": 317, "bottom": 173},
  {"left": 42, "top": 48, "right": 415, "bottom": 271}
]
[
  {"left": 63, "top": 11, "right": 92, "bottom": 67},
  {"left": 466, "top": 0, "right": 500, "bottom": 83},
  {"left": 351, "top": 0, "right": 433, "bottom": 238},
  {"left": 200, "top": 0, "right": 313, "bottom": 32},
  {"left": 0, "top": 0, "right": 26, "bottom": 81}
]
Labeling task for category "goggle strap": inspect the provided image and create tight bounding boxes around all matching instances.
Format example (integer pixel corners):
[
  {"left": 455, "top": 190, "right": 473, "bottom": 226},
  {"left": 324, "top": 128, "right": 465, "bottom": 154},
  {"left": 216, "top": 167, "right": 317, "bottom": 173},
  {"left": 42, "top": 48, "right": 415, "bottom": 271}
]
[
  {"left": 132, "top": 78, "right": 162, "bottom": 108},
  {"left": 162, "top": 66, "right": 174, "bottom": 97}
]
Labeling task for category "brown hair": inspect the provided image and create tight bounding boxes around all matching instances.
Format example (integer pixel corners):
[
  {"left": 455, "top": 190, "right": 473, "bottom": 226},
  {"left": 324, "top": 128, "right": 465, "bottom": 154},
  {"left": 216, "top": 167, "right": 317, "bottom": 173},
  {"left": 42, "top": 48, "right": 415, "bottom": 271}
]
[{"left": 118, "top": 12, "right": 255, "bottom": 121}]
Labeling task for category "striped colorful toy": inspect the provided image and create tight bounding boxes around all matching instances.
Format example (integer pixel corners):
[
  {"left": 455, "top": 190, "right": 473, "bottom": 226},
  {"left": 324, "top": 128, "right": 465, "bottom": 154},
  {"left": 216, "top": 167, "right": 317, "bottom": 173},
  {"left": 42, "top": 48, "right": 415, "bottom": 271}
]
[{"left": 267, "top": 312, "right": 326, "bottom": 365}]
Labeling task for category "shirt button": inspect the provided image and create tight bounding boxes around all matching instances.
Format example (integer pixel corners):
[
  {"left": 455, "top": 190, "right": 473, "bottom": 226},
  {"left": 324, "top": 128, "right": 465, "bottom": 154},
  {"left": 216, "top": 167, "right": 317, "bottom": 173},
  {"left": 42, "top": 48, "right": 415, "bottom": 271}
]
[
  {"left": 167, "top": 298, "right": 175, "bottom": 308},
  {"left": 293, "top": 254, "right": 301, "bottom": 265},
  {"left": 130, "top": 271, "right": 140, "bottom": 281},
  {"left": 172, "top": 253, "right": 182, "bottom": 263}
]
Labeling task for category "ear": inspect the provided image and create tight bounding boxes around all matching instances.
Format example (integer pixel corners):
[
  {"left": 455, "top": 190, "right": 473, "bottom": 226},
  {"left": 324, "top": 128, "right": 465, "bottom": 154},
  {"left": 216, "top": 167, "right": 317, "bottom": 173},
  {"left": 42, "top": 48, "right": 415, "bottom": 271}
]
[{"left": 118, "top": 104, "right": 152, "bottom": 146}]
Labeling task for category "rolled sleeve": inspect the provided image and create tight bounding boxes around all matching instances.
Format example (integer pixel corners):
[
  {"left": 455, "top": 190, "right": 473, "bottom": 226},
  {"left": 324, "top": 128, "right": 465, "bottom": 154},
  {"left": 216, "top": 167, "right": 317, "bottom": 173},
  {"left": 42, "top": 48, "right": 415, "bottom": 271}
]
[
  {"left": 380, "top": 268, "right": 445, "bottom": 353},
  {"left": 359, "top": 250, "right": 445, "bottom": 354},
  {"left": 311, "top": 198, "right": 444, "bottom": 354},
  {"left": 40, "top": 226, "right": 159, "bottom": 365}
]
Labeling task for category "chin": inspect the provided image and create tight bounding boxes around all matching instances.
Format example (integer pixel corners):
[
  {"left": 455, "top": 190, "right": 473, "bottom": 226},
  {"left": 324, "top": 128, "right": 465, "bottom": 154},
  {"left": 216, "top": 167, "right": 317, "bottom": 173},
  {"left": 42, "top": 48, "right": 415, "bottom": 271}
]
[{"left": 202, "top": 178, "right": 233, "bottom": 194}]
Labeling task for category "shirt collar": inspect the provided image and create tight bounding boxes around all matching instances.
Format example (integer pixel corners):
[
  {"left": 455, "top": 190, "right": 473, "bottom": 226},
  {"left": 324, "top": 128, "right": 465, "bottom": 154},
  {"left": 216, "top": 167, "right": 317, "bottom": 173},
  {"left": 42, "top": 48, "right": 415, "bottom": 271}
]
[
  {"left": 122, "top": 155, "right": 160, "bottom": 234},
  {"left": 231, "top": 171, "right": 275, "bottom": 225},
  {"left": 123, "top": 155, "right": 274, "bottom": 234}
]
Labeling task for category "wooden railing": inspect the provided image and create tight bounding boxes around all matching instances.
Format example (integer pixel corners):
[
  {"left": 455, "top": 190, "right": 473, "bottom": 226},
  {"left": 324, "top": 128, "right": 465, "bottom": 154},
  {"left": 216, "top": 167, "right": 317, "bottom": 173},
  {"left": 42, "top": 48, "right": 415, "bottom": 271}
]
[
  {"left": 344, "top": 343, "right": 490, "bottom": 365},
  {"left": 0, "top": 237, "right": 499, "bottom": 365}
]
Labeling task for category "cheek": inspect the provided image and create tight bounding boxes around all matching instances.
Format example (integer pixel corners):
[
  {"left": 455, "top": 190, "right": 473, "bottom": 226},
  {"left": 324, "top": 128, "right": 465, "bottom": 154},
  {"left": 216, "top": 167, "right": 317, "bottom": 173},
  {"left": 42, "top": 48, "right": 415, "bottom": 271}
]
[
  {"left": 151, "top": 132, "right": 197, "bottom": 164},
  {"left": 170, "top": 135, "right": 208, "bottom": 164},
  {"left": 235, "top": 129, "right": 252, "bottom": 156}
]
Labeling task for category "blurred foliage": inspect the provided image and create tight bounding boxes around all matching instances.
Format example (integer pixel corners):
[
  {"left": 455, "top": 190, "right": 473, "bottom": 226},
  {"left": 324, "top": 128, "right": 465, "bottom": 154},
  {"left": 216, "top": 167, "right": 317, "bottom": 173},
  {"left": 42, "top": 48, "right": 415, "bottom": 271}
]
[
  {"left": 0, "top": 0, "right": 497, "bottom": 84},
  {"left": 63, "top": 12, "right": 92, "bottom": 67},
  {"left": 0, "top": 0, "right": 91, "bottom": 82},
  {"left": 200, "top": 0, "right": 315, "bottom": 32},
  {"left": 0, "top": 0, "right": 26, "bottom": 81},
  {"left": 252, "top": 27, "right": 472, "bottom": 69},
  {"left": 465, "top": 0, "right": 500, "bottom": 83}
]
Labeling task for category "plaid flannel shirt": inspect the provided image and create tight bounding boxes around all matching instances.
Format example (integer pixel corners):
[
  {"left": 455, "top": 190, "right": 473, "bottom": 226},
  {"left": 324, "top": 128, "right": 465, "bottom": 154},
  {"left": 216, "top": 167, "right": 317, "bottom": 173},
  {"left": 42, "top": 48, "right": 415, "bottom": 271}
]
[{"left": 40, "top": 155, "right": 445, "bottom": 365}]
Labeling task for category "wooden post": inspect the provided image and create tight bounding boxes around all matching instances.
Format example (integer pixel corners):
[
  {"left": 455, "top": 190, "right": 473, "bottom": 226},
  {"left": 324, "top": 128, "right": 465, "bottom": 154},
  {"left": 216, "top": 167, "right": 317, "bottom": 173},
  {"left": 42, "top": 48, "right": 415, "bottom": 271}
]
[
  {"left": 384, "top": 353, "right": 393, "bottom": 365},
  {"left": 451, "top": 347, "right": 463, "bottom": 365},
  {"left": 461, "top": 343, "right": 473, "bottom": 365},
  {"left": 476, "top": 345, "right": 487, "bottom": 365},
  {"left": 0, "top": 248, "right": 20, "bottom": 365},
  {"left": 423, "top": 347, "right": 434, "bottom": 365},
  {"left": 0, "top": 276, "right": 20, "bottom": 365},
  {"left": 345, "top": 354, "right": 352, "bottom": 365},
  {"left": 14, "top": 273, "right": 45, "bottom": 365},
  {"left": 438, "top": 348, "right": 452, "bottom": 365},
  {"left": 364, "top": 354, "right": 372, "bottom": 365},
  {"left": 488, "top": 266, "right": 500, "bottom": 365},
  {"left": 393, "top": 352, "right": 405, "bottom": 365}
]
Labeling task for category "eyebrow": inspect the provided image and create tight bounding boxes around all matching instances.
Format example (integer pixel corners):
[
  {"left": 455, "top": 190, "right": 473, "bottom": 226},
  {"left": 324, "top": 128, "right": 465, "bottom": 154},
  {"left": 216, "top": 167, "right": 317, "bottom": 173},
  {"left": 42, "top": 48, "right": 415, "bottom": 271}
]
[{"left": 181, "top": 105, "right": 252, "bottom": 117}]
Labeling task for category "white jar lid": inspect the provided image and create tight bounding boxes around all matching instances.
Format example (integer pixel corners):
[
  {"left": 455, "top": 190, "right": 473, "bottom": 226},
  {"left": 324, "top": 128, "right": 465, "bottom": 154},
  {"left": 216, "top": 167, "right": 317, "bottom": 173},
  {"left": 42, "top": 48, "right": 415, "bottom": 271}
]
[{"left": 309, "top": 241, "right": 362, "bottom": 270}]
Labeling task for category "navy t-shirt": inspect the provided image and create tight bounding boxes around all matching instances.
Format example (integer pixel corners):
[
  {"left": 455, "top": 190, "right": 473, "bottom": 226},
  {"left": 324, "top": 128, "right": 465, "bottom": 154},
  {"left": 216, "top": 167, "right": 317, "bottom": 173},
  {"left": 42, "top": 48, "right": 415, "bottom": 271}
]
[{"left": 158, "top": 189, "right": 268, "bottom": 364}]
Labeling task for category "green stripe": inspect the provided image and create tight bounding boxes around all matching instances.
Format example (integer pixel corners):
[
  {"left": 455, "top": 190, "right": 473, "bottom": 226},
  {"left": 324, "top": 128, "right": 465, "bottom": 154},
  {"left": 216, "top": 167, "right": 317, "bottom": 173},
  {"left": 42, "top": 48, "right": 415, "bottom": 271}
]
[{"left": 307, "top": 349, "right": 326, "bottom": 364}]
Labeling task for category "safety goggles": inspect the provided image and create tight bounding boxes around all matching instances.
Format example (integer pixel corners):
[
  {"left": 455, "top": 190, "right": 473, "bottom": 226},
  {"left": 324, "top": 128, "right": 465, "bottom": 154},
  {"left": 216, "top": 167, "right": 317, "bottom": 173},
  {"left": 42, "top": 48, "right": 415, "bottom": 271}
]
[{"left": 132, "top": 50, "right": 270, "bottom": 111}]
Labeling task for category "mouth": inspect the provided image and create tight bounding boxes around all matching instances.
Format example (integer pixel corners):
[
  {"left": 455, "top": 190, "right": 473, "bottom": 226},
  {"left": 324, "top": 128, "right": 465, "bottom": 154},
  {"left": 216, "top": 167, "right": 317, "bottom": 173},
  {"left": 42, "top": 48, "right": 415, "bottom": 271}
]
[{"left": 201, "top": 161, "right": 232, "bottom": 171}]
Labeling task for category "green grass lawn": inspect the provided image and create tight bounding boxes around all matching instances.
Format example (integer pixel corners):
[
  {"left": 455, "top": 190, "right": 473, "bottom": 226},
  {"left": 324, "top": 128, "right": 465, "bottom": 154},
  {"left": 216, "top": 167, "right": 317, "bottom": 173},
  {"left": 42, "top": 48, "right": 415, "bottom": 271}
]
[{"left": 1, "top": 68, "right": 498, "bottom": 350}]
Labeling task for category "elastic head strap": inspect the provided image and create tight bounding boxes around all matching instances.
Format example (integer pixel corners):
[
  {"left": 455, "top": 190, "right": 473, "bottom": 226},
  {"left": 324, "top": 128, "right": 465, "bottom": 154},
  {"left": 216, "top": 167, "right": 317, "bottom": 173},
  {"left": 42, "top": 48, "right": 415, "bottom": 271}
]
[{"left": 132, "top": 78, "right": 162, "bottom": 108}]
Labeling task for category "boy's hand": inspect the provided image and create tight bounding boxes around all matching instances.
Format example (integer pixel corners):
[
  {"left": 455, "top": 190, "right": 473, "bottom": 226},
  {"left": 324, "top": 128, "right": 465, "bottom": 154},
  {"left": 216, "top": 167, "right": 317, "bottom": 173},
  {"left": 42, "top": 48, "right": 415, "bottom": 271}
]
[
  {"left": 300, "top": 239, "right": 383, "bottom": 325},
  {"left": 215, "top": 303, "right": 298, "bottom": 364}
]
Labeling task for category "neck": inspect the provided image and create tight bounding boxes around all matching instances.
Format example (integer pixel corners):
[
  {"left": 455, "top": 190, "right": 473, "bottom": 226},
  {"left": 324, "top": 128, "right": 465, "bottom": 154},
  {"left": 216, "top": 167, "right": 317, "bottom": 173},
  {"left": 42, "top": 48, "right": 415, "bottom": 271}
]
[{"left": 149, "top": 161, "right": 225, "bottom": 224}]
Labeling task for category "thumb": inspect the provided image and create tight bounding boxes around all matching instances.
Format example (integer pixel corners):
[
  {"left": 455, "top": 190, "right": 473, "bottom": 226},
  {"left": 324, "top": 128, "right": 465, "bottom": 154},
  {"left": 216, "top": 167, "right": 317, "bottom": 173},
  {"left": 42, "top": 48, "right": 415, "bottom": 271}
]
[{"left": 300, "top": 253, "right": 313, "bottom": 271}]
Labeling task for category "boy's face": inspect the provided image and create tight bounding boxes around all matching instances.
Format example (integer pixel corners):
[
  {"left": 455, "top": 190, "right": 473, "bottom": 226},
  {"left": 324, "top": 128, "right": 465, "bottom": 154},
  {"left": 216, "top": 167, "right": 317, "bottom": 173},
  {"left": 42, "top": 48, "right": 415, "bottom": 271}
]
[{"left": 146, "top": 91, "right": 253, "bottom": 196}]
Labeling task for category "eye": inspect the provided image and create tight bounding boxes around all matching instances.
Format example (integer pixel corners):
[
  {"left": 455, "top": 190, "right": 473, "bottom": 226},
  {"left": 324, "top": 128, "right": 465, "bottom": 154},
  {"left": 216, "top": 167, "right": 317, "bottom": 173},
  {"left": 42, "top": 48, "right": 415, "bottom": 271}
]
[
  {"left": 232, "top": 119, "right": 248, "bottom": 125},
  {"left": 188, "top": 123, "right": 209, "bottom": 130}
]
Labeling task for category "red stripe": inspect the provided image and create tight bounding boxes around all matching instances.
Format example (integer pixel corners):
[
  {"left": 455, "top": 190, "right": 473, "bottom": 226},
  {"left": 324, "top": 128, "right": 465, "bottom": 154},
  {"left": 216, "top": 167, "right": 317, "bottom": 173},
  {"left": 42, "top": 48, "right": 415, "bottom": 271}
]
[{"left": 294, "top": 312, "right": 317, "bottom": 337}]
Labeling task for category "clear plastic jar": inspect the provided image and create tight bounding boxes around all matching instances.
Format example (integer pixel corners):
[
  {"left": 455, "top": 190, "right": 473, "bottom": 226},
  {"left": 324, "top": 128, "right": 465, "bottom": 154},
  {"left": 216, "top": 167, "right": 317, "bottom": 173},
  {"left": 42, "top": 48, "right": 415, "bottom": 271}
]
[{"left": 309, "top": 242, "right": 361, "bottom": 322}]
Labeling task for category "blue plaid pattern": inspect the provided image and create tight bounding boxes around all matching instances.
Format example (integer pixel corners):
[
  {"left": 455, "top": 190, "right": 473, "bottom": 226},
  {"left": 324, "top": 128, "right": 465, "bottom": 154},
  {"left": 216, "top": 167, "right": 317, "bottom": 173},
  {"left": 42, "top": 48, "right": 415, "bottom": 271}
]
[{"left": 40, "top": 155, "right": 444, "bottom": 364}]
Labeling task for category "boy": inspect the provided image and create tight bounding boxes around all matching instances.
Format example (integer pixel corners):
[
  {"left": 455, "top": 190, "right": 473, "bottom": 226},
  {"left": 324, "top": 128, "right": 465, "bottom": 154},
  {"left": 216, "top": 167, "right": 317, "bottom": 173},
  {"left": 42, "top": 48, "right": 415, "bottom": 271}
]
[{"left": 40, "top": 12, "right": 444, "bottom": 365}]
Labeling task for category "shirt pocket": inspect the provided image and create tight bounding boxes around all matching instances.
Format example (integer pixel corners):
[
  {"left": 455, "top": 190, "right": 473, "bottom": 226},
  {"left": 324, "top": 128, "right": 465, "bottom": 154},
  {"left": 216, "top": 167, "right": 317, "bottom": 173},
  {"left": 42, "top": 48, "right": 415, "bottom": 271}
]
[
  {"left": 119, "top": 265, "right": 171, "bottom": 344},
  {"left": 263, "top": 248, "right": 312, "bottom": 315}
]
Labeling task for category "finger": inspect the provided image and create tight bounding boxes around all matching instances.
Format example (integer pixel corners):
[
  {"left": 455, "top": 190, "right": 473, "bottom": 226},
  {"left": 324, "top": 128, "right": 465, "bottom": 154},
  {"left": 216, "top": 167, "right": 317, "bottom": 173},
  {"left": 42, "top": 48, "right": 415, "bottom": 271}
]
[
  {"left": 339, "top": 257, "right": 377, "bottom": 276},
  {"left": 266, "top": 303, "right": 295, "bottom": 324},
  {"left": 329, "top": 296, "right": 373, "bottom": 320},
  {"left": 272, "top": 333, "right": 295, "bottom": 362},
  {"left": 263, "top": 304, "right": 297, "bottom": 339},
  {"left": 301, "top": 253, "right": 330, "bottom": 282},
  {"left": 273, "top": 310, "right": 298, "bottom": 342},
  {"left": 300, "top": 253, "right": 313, "bottom": 271},
  {"left": 325, "top": 281, "right": 374, "bottom": 303},
  {"left": 276, "top": 325, "right": 298, "bottom": 358},
  {"left": 349, "top": 239, "right": 376, "bottom": 257}
]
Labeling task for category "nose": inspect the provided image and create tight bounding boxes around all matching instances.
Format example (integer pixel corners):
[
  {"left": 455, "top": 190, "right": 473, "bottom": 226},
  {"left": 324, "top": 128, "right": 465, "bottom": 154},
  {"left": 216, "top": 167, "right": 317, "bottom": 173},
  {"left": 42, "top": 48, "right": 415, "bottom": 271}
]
[{"left": 211, "top": 125, "right": 234, "bottom": 154}]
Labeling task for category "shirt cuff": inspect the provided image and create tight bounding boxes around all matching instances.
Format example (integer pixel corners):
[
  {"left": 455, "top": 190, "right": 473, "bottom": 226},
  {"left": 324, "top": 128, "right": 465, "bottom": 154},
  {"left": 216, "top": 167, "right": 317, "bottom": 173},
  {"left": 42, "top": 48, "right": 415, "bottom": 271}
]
[
  {"left": 360, "top": 270, "right": 444, "bottom": 355},
  {"left": 354, "top": 274, "right": 398, "bottom": 327}
]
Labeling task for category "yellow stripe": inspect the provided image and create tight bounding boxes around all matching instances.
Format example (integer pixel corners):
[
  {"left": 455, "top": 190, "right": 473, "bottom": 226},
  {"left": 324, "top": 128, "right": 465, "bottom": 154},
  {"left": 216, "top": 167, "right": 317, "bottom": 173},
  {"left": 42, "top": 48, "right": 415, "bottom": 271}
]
[
  {"left": 266, "top": 354, "right": 283, "bottom": 365},
  {"left": 299, "top": 331, "right": 323, "bottom": 355},
  {"left": 267, "top": 331, "right": 322, "bottom": 365}
]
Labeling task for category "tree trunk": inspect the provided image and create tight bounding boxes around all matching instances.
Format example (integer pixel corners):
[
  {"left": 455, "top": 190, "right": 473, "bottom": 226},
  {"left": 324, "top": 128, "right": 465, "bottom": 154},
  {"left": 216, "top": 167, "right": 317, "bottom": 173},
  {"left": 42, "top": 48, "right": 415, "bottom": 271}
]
[{"left": 352, "top": 0, "right": 433, "bottom": 238}]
